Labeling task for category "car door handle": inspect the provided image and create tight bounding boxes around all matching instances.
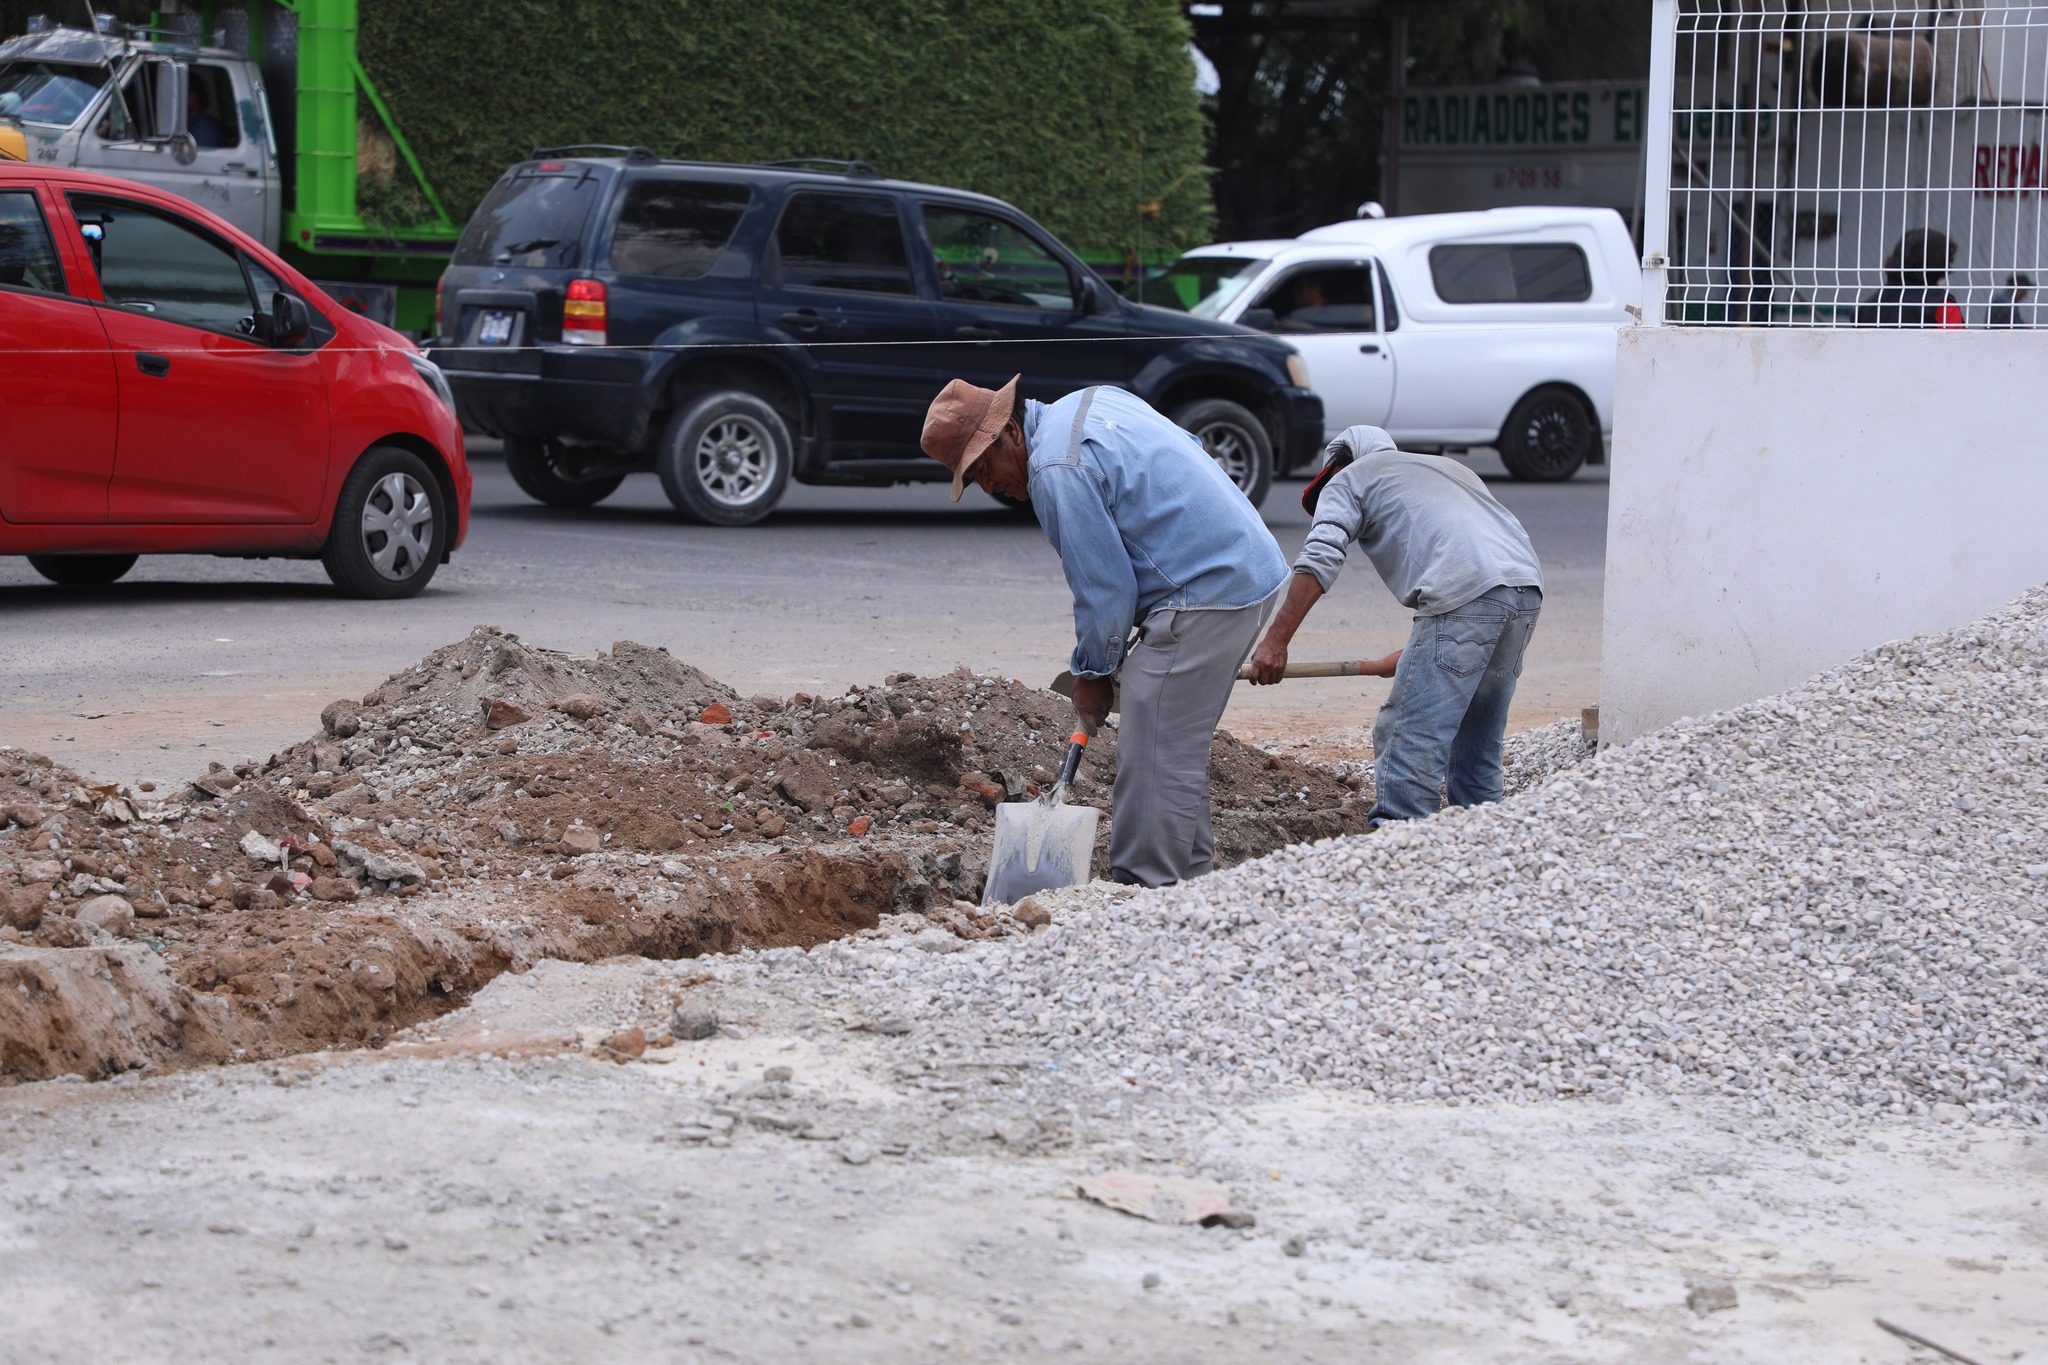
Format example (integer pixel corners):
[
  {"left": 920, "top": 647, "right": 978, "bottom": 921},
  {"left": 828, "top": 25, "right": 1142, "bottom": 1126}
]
[
  {"left": 136, "top": 352, "right": 171, "bottom": 377},
  {"left": 220, "top": 161, "right": 260, "bottom": 178},
  {"left": 1359, "top": 343, "right": 1382, "bottom": 355},
  {"left": 779, "top": 310, "right": 823, "bottom": 332},
  {"left": 954, "top": 325, "right": 1002, "bottom": 340}
]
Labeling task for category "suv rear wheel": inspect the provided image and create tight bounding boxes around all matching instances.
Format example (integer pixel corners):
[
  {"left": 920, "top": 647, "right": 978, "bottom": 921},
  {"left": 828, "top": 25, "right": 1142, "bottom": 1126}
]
[
  {"left": 322, "top": 447, "right": 446, "bottom": 599},
  {"left": 1499, "top": 387, "right": 1595, "bottom": 482},
  {"left": 504, "top": 438, "right": 626, "bottom": 508},
  {"left": 657, "top": 390, "right": 793, "bottom": 526},
  {"left": 27, "top": 554, "right": 137, "bottom": 586},
  {"left": 1171, "top": 398, "right": 1274, "bottom": 509}
]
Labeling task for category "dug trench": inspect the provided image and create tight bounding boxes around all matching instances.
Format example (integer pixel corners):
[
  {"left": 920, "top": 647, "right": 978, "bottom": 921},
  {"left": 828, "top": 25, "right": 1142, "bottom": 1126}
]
[{"left": 0, "top": 628, "right": 1372, "bottom": 1083}]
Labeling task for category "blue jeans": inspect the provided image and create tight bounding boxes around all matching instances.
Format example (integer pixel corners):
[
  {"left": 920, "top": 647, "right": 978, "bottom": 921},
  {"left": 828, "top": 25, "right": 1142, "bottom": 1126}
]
[{"left": 1369, "top": 585, "right": 1541, "bottom": 825}]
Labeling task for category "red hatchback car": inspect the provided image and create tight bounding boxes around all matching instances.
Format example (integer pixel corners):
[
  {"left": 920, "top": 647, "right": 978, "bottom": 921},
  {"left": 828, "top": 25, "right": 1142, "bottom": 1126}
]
[{"left": 0, "top": 165, "right": 468, "bottom": 597}]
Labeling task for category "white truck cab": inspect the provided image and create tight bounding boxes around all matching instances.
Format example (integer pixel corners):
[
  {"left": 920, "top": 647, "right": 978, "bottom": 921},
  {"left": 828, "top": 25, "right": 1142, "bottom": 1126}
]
[
  {"left": 0, "top": 25, "right": 278, "bottom": 245},
  {"left": 1171, "top": 207, "right": 1640, "bottom": 480}
]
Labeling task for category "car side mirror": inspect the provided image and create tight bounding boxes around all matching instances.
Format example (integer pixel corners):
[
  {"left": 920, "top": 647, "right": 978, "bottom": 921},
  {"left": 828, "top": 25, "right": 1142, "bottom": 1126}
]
[
  {"left": 1240, "top": 307, "right": 1278, "bottom": 331},
  {"left": 148, "top": 59, "right": 188, "bottom": 143},
  {"left": 270, "top": 291, "right": 311, "bottom": 347},
  {"left": 1075, "top": 275, "right": 1109, "bottom": 316}
]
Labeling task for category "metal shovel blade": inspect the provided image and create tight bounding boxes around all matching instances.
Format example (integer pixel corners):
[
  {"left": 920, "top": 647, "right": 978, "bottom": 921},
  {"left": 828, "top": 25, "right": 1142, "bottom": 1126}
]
[{"left": 983, "top": 799, "right": 1100, "bottom": 906}]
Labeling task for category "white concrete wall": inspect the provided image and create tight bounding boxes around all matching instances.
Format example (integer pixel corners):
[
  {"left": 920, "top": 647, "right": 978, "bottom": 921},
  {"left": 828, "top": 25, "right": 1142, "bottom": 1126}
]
[{"left": 1600, "top": 326, "right": 2048, "bottom": 744}]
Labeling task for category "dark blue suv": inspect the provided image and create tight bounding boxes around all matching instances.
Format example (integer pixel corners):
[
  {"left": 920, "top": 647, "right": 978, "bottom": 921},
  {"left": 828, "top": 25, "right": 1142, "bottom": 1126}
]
[{"left": 436, "top": 150, "right": 1322, "bottom": 523}]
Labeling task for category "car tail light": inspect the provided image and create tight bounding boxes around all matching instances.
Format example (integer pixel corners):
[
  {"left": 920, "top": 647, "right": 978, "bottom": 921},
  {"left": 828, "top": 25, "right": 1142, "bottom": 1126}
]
[{"left": 563, "top": 278, "right": 606, "bottom": 347}]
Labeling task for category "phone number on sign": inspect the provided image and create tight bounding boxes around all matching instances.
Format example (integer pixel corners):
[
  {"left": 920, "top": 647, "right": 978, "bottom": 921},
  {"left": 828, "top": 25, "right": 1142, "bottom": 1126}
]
[{"left": 1492, "top": 166, "right": 1565, "bottom": 191}]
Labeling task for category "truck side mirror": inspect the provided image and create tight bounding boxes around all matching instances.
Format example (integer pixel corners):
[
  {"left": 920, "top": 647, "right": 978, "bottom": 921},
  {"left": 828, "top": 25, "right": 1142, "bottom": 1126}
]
[
  {"left": 270, "top": 291, "right": 311, "bottom": 347},
  {"left": 148, "top": 59, "right": 188, "bottom": 143},
  {"left": 1240, "top": 307, "right": 1278, "bottom": 331}
]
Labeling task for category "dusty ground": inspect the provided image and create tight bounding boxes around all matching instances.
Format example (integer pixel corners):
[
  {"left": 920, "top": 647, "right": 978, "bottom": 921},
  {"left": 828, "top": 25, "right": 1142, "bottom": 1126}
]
[
  {"left": 1, "top": 630, "right": 1367, "bottom": 1082},
  {"left": 10, "top": 630, "right": 2040, "bottom": 1363},
  {"left": 2, "top": 957, "right": 2042, "bottom": 1363}
]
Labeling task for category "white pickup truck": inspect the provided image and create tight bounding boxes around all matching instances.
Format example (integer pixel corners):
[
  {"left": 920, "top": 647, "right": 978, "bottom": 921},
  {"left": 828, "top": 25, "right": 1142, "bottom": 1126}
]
[{"left": 1161, "top": 207, "right": 1640, "bottom": 481}]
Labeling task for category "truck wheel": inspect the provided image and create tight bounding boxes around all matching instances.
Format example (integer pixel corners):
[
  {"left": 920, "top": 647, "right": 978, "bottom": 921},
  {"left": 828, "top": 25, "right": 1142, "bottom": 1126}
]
[
  {"left": 503, "top": 438, "right": 625, "bottom": 508},
  {"left": 657, "top": 390, "right": 793, "bottom": 526},
  {"left": 1499, "top": 387, "right": 1595, "bottom": 482},
  {"left": 27, "top": 554, "right": 137, "bottom": 586},
  {"left": 321, "top": 447, "right": 446, "bottom": 599},
  {"left": 1171, "top": 399, "right": 1273, "bottom": 508}
]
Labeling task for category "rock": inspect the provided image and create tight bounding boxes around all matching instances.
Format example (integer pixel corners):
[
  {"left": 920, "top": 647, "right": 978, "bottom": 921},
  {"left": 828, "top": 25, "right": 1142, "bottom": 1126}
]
[
  {"left": 601, "top": 1027, "right": 647, "bottom": 1060},
  {"left": 319, "top": 700, "right": 362, "bottom": 739},
  {"left": 959, "top": 773, "right": 1005, "bottom": 808},
  {"left": 332, "top": 840, "right": 425, "bottom": 885},
  {"left": 838, "top": 1141, "right": 876, "bottom": 1166},
  {"left": 3, "top": 803, "right": 47, "bottom": 828},
  {"left": 308, "top": 877, "right": 359, "bottom": 903},
  {"left": 556, "top": 693, "right": 606, "bottom": 720},
  {"left": 76, "top": 895, "right": 134, "bottom": 938},
  {"left": 672, "top": 1007, "right": 719, "bottom": 1041},
  {"left": 307, "top": 842, "right": 337, "bottom": 869},
  {"left": 561, "top": 826, "right": 603, "bottom": 856},
  {"left": 699, "top": 702, "right": 733, "bottom": 725},
  {"left": 755, "top": 814, "right": 788, "bottom": 839},
  {"left": 2, "top": 886, "right": 48, "bottom": 931},
  {"left": 20, "top": 859, "right": 63, "bottom": 886},
  {"left": 239, "top": 831, "right": 284, "bottom": 864},
  {"left": 1685, "top": 1278, "right": 1738, "bottom": 1315},
  {"left": 482, "top": 699, "right": 531, "bottom": 730},
  {"left": 311, "top": 742, "right": 343, "bottom": 774},
  {"left": 847, "top": 816, "right": 872, "bottom": 836},
  {"left": 1075, "top": 1173, "right": 1245, "bottom": 1227},
  {"left": 1014, "top": 896, "right": 1051, "bottom": 928},
  {"left": 763, "top": 1064, "right": 794, "bottom": 1083},
  {"left": 1282, "top": 1235, "right": 1307, "bottom": 1258}
]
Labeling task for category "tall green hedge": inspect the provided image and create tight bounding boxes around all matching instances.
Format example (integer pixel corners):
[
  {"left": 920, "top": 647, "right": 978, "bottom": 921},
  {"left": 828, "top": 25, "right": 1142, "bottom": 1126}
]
[{"left": 358, "top": 0, "right": 1215, "bottom": 260}]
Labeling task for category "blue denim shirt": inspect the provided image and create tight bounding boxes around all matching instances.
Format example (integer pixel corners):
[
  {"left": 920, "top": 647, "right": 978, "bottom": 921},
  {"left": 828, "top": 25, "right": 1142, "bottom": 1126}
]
[{"left": 1025, "top": 387, "right": 1287, "bottom": 678}]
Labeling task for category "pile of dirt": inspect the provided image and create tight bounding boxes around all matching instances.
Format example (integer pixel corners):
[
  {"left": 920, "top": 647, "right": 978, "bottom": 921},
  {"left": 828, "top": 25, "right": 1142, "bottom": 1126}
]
[{"left": 1, "top": 628, "right": 1369, "bottom": 1081}]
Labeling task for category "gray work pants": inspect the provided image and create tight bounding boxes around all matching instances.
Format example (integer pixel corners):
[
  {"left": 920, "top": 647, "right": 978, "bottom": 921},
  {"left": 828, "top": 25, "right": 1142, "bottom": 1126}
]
[{"left": 1110, "top": 587, "right": 1281, "bottom": 887}]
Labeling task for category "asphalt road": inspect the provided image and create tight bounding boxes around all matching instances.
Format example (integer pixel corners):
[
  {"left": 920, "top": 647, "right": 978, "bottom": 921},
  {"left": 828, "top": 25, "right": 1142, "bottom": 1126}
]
[{"left": 0, "top": 446, "right": 1607, "bottom": 786}]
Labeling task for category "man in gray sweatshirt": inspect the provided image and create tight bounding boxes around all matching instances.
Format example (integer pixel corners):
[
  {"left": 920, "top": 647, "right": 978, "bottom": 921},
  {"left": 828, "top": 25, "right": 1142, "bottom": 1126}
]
[{"left": 1248, "top": 426, "right": 1543, "bottom": 825}]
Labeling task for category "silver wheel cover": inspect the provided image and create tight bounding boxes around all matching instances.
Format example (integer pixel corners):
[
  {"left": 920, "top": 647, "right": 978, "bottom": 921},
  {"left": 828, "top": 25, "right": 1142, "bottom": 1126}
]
[
  {"left": 693, "top": 415, "right": 776, "bottom": 507},
  {"left": 360, "top": 471, "right": 435, "bottom": 582},
  {"left": 1196, "top": 421, "right": 1255, "bottom": 490}
]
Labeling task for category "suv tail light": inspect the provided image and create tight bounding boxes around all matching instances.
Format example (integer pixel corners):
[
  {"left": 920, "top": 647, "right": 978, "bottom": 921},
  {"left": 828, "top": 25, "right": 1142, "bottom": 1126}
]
[{"left": 564, "top": 278, "right": 607, "bottom": 347}]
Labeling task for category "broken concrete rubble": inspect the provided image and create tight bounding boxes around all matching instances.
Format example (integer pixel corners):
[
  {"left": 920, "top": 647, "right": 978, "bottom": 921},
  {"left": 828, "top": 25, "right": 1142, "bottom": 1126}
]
[{"left": 1, "top": 627, "right": 1372, "bottom": 1082}]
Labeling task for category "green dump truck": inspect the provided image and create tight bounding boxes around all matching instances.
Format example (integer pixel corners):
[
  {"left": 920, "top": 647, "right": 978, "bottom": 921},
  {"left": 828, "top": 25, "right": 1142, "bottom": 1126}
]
[{"left": 0, "top": 0, "right": 455, "bottom": 331}]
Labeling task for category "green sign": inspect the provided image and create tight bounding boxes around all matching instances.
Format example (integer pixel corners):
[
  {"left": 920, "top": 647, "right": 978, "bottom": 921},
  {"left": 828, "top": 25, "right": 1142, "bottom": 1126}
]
[{"left": 1401, "top": 83, "right": 1648, "bottom": 151}]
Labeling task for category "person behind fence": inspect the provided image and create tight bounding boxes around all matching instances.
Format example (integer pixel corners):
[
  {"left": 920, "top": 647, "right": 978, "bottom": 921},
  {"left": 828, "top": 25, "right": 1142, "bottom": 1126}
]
[
  {"left": 1988, "top": 272, "right": 2034, "bottom": 329},
  {"left": 1248, "top": 426, "right": 1542, "bottom": 827},
  {"left": 1855, "top": 229, "right": 1964, "bottom": 328}
]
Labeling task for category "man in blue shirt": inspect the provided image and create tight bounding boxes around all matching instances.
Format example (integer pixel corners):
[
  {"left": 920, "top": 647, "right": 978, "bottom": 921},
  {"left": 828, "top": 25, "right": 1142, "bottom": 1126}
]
[{"left": 922, "top": 375, "right": 1288, "bottom": 887}]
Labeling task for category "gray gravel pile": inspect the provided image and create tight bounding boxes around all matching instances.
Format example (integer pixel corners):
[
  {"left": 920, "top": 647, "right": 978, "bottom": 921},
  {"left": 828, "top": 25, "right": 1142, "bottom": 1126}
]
[{"left": 722, "top": 586, "right": 2048, "bottom": 1125}]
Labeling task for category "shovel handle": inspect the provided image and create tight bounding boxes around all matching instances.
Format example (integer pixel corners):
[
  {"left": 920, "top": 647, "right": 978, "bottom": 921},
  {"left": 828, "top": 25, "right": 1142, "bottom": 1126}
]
[
  {"left": 1235, "top": 659, "right": 1379, "bottom": 681},
  {"left": 1053, "top": 732, "right": 1088, "bottom": 789}
]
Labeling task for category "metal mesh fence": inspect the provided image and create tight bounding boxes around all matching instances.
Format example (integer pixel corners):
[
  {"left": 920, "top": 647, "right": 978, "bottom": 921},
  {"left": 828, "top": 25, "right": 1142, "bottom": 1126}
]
[{"left": 1657, "top": 1, "right": 2046, "bottom": 326}]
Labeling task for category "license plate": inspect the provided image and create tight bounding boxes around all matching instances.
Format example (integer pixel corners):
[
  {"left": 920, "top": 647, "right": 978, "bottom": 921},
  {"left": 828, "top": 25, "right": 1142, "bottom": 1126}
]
[{"left": 478, "top": 310, "right": 513, "bottom": 345}]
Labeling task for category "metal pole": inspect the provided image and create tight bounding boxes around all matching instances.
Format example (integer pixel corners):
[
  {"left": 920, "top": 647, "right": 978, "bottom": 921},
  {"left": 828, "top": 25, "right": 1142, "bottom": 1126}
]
[
  {"left": 1381, "top": 0, "right": 1409, "bottom": 215},
  {"left": 1642, "top": 0, "right": 1679, "bottom": 325}
]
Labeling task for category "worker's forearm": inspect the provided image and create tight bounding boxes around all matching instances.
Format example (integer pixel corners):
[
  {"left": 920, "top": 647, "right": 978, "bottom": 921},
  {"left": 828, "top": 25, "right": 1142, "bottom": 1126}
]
[{"left": 1263, "top": 572, "right": 1325, "bottom": 649}]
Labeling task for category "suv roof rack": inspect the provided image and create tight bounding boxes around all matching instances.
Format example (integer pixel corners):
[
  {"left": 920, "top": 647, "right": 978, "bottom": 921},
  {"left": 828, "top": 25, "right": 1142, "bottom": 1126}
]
[
  {"left": 760, "top": 158, "right": 883, "bottom": 179},
  {"left": 530, "top": 144, "right": 660, "bottom": 164}
]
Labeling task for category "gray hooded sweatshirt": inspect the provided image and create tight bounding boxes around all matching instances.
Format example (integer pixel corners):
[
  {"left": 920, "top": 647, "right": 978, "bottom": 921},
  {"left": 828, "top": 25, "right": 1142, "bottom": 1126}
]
[{"left": 1292, "top": 426, "right": 1543, "bottom": 615}]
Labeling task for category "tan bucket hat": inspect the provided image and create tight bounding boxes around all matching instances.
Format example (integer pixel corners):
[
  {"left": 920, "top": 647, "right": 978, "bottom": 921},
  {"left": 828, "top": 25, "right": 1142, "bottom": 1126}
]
[{"left": 921, "top": 374, "right": 1021, "bottom": 502}]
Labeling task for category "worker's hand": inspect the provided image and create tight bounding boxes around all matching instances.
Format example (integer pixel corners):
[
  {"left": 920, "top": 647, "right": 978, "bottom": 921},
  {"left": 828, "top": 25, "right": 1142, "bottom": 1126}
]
[
  {"left": 1246, "top": 635, "right": 1288, "bottom": 685},
  {"left": 1367, "top": 648, "right": 1403, "bottom": 678},
  {"left": 1070, "top": 675, "right": 1115, "bottom": 735}
]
